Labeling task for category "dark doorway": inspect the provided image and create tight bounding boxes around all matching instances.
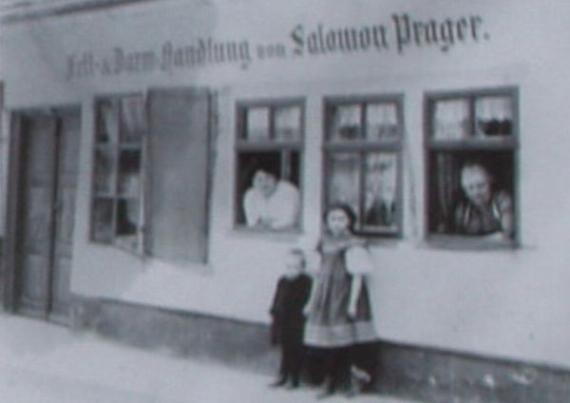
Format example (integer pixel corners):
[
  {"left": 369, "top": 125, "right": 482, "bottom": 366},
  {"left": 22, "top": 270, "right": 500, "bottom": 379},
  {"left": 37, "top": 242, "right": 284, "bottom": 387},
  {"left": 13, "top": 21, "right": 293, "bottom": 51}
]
[{"left": 3, "top": 108, "right": 80, "bottom": 324}]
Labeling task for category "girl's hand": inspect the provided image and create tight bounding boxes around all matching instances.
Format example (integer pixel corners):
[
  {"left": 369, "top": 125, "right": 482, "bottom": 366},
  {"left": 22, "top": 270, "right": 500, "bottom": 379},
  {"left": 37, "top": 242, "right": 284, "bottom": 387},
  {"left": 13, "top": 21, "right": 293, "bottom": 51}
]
[
  {"left": 347, "top": 304, "right": 357, "bottom": 319},
  {"left": 303, "top": 304, "right": 312, "bottom": 317}
]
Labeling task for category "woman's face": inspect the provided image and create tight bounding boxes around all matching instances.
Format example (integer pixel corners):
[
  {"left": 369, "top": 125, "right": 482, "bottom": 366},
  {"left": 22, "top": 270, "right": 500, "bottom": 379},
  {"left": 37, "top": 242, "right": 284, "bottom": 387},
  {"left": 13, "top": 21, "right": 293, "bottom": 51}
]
[
  {"left": 326, "top": 208, "right": 351, "bottom": 236},
  {"left": 252, "top": 170, "right": 277, "bottom": 198}
]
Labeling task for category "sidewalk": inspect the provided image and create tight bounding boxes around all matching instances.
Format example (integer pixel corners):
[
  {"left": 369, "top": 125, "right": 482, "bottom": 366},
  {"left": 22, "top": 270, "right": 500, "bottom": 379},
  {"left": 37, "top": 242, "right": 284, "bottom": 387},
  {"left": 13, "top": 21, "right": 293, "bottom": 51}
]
[{"left": 0, "top": 314, "right": 424, "bottom": 403}]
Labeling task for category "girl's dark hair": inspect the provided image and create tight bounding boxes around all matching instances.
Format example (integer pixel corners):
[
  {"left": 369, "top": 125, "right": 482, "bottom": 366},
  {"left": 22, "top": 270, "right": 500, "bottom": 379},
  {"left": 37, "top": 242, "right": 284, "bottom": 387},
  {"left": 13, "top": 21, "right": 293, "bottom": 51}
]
[{"left": 324, "top": 203, "right": 357, "bottom": 232}]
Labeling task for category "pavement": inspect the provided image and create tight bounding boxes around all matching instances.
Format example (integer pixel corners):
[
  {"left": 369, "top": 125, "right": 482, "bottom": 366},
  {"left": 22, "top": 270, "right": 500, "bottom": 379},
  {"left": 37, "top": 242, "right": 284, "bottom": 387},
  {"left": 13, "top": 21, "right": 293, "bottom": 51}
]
[{"left": 0, "top": 313, "right": 424, "bottom": 403}]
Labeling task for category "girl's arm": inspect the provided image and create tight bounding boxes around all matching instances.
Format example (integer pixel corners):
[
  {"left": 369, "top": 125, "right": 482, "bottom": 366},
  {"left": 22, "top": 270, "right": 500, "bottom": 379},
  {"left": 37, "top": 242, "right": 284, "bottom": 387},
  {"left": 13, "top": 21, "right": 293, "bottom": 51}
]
[
  {"left": 345, "top": 244, "right": 374, "bottom": 318},
  {"left": 348, "top": 274, "right": 363, "bottom": 318},
  {"left": 303, "top": 278, "right": 318, "bottom": 316}
]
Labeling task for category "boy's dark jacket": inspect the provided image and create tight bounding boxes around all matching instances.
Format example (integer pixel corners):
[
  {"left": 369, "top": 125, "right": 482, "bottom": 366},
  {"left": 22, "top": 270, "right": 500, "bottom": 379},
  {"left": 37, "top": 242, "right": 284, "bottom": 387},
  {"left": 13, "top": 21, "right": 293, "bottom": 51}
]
[{"left": 269, "top": 274, "right": 312, "bottom": 345}]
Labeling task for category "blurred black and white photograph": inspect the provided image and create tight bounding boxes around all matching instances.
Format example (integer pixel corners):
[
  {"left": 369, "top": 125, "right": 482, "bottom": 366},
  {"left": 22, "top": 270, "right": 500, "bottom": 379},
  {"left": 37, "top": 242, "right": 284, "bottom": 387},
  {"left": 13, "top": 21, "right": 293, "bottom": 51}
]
[{"left": 0, "top": 1, "right": 568, "bottom": 402}]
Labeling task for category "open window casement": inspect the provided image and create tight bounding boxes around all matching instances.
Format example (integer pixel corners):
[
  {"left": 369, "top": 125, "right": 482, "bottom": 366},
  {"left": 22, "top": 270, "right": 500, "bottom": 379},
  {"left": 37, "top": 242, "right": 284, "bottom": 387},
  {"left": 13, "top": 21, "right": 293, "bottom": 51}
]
[
  {"left": 92, "top": 88, "right": 213, "bottom": 264},
  {"left": 145, "top": 87, "right": 212, "bottom": 263}
]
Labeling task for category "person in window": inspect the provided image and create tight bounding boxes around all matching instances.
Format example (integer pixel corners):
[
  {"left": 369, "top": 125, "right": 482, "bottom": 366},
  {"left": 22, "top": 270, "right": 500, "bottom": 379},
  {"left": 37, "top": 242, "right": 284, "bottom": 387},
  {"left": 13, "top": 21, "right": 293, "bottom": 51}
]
[
  {"left": 453, "top": 163, "right": 514, "bottom": 241},
  {"left": 243, "top": 166, "right": 300, "bottom": 230}
]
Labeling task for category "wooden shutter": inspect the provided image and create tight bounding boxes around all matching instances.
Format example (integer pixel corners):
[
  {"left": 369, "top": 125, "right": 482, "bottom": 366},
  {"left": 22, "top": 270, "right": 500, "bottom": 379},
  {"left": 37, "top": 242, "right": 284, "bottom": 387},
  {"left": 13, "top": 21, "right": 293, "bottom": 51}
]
[{"left": 146, "top": 88, "right": 211, "bottom": 263}]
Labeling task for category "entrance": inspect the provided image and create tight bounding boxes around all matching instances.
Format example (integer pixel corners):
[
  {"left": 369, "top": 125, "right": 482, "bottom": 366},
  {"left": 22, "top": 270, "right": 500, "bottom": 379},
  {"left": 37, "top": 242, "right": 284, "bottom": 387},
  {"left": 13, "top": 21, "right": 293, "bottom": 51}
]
[{"left": 3, "top": 108, "right": 80, "bottom": 324}]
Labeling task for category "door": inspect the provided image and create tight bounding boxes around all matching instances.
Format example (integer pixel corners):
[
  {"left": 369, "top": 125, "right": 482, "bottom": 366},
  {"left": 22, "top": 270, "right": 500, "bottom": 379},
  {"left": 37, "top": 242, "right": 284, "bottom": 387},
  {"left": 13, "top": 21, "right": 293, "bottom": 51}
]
[{"left": 5, "top": 108, "right": 80, "bottom": 324}]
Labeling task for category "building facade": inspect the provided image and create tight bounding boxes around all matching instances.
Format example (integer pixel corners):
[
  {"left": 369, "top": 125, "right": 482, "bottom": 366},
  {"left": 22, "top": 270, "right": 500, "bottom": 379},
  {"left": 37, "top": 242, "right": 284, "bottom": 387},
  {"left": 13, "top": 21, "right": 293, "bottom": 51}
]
[{"left": 1, "top": 0, "right": 569, "bottom": 401}]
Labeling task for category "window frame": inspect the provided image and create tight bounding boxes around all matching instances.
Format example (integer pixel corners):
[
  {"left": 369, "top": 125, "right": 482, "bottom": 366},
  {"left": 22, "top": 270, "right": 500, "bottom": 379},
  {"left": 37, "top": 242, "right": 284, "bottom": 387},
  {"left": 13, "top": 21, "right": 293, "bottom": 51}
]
[
  {"left": 90, "top": 92, "right": 147, "bottom": 255},
  {"left": 423, "top": 86, "right": 520, "bottom": 249},
  {"left": 234, "top": 97, "right": 305, "bottom": 233},
  {"left": 322, "top": 94, "right": 405, "bottom": 238}
]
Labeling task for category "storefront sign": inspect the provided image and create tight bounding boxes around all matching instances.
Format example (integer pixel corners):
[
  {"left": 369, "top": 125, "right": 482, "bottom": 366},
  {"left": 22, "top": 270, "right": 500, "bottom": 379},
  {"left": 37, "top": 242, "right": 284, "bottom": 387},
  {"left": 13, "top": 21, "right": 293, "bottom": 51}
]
[{"left": 66, "top": 13, "right": 489, "bottom": 80}]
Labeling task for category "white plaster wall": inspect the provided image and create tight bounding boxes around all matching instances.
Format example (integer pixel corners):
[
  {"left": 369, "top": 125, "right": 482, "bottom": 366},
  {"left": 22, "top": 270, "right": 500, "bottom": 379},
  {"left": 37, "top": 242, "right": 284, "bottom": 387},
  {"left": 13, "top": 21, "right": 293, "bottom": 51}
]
[{"left": 1, "top": 0, "right": 569, "bottom": 369}]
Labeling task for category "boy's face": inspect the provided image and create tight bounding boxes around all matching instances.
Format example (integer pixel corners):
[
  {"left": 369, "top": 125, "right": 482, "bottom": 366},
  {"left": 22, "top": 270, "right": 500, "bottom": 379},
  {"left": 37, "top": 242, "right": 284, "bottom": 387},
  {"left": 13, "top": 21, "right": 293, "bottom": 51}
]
[{"left": 285, "top": 253, "right": 304, "bottom": 278}]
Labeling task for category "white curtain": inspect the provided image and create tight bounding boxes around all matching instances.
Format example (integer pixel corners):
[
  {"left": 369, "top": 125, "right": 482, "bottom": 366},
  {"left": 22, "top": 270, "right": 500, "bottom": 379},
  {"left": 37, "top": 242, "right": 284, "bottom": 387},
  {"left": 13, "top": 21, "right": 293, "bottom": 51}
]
[
  {"left": 475, "top": 96, "right": 513, "bottom": 120},
  {"left": 434, "top": 99, "right": 469, "bottom": 140},
  {"left": 274, "top": 105, "right": 301, "bottom": 140}
]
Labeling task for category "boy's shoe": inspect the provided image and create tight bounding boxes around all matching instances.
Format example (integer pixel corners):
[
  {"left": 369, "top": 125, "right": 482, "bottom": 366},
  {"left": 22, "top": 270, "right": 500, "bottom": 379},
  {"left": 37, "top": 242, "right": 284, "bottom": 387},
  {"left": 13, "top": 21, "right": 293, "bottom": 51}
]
[{"left": 269, "top": 376, "right": 288, "bottom": 387}]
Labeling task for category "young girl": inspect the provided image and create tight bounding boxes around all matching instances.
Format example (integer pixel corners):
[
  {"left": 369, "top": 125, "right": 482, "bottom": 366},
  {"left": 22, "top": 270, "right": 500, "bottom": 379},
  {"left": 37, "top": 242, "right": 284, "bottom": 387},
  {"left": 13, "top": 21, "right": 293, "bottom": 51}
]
[{"left": 303, "top": 204, "right": 378, "bottom": 398}]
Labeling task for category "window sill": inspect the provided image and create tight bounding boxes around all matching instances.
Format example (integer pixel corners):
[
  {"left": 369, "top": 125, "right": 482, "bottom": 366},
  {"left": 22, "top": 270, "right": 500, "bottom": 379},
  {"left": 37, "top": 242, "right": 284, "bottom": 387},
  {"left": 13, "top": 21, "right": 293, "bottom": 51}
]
[
  {"left": 424, "top": 235, "right": 518, "bottom": 251},
  {"left": 231, "top": 226, "right": 304, "bottom": 242}
]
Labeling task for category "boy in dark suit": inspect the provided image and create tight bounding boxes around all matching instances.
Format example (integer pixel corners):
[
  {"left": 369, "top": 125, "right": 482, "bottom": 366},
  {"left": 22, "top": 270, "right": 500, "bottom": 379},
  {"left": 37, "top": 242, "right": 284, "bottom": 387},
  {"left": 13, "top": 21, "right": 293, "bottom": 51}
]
[{"left": 269, "top": 248, "right": 312, "bottom": 389}]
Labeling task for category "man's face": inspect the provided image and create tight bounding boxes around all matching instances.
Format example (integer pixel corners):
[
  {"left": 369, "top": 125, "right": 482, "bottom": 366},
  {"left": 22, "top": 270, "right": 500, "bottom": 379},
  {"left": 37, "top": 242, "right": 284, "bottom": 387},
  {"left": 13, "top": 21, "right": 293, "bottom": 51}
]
[
  {"left": 462, "top": 169, "right": 492, "bottom": 206},
  {"left": 252, "top": 170, "right": 277, "bottom": 198}
]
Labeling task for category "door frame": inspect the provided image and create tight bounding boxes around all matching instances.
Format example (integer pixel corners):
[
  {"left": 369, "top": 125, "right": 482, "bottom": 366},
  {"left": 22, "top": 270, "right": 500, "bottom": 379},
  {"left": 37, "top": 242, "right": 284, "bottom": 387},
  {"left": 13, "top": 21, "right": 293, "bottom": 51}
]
[{"left": 2, "top": 105, "right": 80, "bottom": 320}]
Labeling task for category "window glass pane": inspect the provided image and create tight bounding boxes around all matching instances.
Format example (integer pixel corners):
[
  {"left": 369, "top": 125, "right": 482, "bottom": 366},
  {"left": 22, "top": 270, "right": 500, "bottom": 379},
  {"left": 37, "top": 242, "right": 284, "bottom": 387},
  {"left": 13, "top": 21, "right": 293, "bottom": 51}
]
[
  {"left": 363, "top": 153, "right": 398, "bottom": 231},
  {"left": 246, "top": 107, "right": 270, "bottom": 141},
  {"left": 329, "top": 104, "right": 362, "bottom": 142},
  {"left": 274, "top": 105, "right": 301, "bottom": 141},
  {"left": 94, "top": 148, "right": 115, "bottom": 194},
  {"left": 115, "top": 198, "right": 139, "bottom": 251},
  {"left": 118, "top": 149, "right": 141, "bottom": 197},
  {"left": 427, "top": 152, "right": 460, "bottom": 234},
  {"left": 96, "top": 100, "right": 119, "bottom": 144},
  {"left": 120, "top": 96, "right": 146, "bottom": 144},
  {"left": 327, "top": 152, "right": 361, "bottom": 221},
  {"left": 366, "top": 103, "right": 399, "bottom": 140},
  {"left": 92, "top": 198, "right": 113, "bottom": 243},
  {"left": 432, "top": 99, "right": 470, "bottom": 140},
  {"left": 475, "top": 96, "right": 513, "bottom": 137}
]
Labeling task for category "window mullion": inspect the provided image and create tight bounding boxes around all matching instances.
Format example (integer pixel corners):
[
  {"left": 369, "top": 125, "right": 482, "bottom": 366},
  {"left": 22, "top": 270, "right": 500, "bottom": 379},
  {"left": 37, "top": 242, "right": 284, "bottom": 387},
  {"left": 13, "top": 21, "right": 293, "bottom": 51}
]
[
  {"left": 469, "top": 95, "right": 476, "bottom": 137},
  {"left": 281, "top": 150, "right": 290, "bottom": 181},
  {"left": 268, "top": 106, "right": 275, "bottom": 141},
  {"left": 358, "top": 150, "right": 366, "bottom": 232}
]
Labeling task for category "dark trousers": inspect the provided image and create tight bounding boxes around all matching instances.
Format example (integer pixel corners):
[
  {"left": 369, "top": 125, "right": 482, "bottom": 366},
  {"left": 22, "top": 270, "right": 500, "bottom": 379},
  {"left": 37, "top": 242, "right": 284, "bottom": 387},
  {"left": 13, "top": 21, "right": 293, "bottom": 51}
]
[{"left": 279, "top": 341, "right": 306, "bottom": 385}]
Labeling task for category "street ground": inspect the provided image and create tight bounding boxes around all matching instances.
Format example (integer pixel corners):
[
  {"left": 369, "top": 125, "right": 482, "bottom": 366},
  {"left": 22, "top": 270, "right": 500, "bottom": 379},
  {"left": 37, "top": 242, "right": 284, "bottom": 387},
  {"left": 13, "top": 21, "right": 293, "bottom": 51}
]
[{"left": 0, "top": 313, "right": 424, "bottom": 403}]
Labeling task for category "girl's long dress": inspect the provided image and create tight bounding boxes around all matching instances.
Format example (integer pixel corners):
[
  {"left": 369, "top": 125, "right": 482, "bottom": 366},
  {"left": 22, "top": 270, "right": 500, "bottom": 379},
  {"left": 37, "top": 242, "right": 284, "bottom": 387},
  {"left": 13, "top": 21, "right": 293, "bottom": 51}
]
[{"left": 304, "top": 235, "right": 378, "bottom": 348}]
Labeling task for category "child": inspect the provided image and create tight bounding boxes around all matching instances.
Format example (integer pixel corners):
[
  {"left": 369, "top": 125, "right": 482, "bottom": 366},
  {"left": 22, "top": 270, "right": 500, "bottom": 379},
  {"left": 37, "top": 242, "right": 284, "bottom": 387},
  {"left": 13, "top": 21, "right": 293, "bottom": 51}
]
[
  {"left": 303, "top": 204, "right": 378, "bottom": 398},
  {"left": 269, "top": 248, "right": 312, "bottom": 389}
]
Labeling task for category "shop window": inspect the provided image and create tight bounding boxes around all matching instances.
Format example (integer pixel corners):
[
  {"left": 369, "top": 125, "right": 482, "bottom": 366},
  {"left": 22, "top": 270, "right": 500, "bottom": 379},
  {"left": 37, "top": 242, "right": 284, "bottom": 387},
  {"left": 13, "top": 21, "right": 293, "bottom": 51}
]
[
  {"left": 425, "top": 88, "right": 518, "bottom": 246},
  {"left": 323, "top": 96, "right": 403, "bottom": 236},
  {"left": 235, "top": 100, "right": 303, "bottom": 231},
  {"left": 92, "top": 96, "right": 144, "bottom": 252},
  {"left": 91, "top": 88, "right": 212, "bottom": 262}
]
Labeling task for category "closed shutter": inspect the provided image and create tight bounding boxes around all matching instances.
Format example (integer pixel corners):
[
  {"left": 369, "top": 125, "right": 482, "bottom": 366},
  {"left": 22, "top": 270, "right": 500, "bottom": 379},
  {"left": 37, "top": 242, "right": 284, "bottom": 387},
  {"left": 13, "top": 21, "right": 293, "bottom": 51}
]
[{"left": 146, "top": 88, "right": 211, "bottom": 263}]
